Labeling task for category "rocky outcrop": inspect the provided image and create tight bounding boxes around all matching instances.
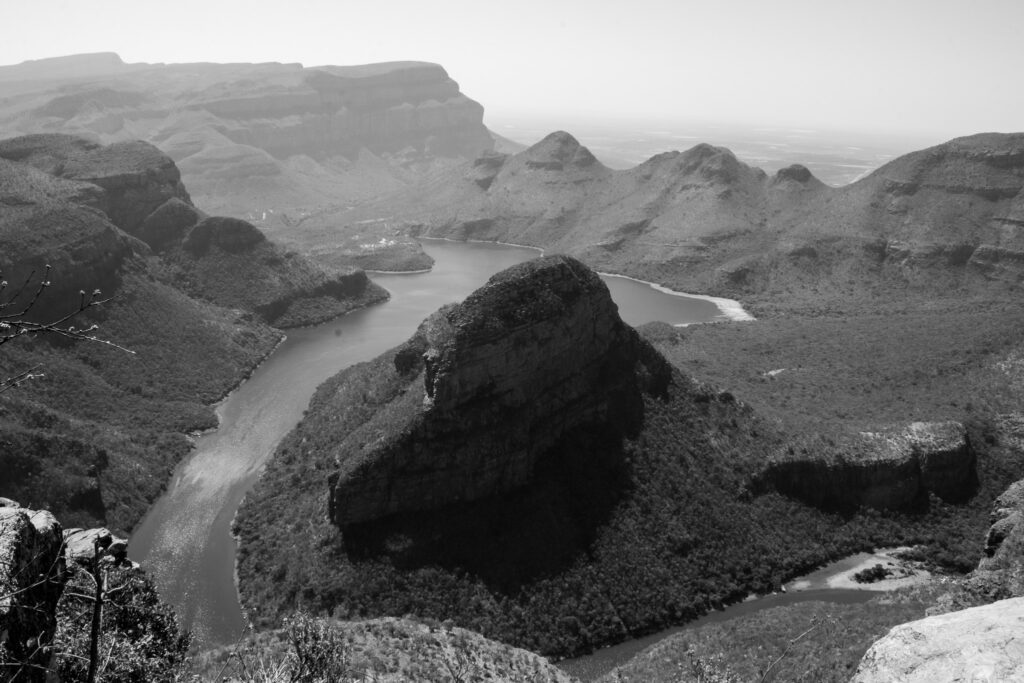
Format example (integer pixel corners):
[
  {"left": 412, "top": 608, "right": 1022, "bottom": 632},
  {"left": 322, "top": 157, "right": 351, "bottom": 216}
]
[
  {"left": 851, "top": 597, "right": 1024, "bottom": 682},
  {"left": 982, "top": 478, "right": 1024, "bottom": 567},
  {"left": 0, "top": 134, "right": 191, "bottom": 234},
  {"left": 0, "top": 133, "right": 387, "bottom": 328},
  {"left": 0, "top": 502, "right": 64, "bottom": 682},
  {"left": 758, "top": 422, "right": 975, "bottom": 511},
  {"left": 328, "top": 255, "right": 671, "bottom": 526}
]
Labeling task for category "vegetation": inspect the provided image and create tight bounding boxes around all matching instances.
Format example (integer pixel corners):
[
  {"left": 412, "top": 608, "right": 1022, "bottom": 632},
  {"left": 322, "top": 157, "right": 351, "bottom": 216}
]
[
  {"left": 191, "top": 613, "right": 570, "bottom": 682},
  {"left": 600, "top": 591, "right": 938, "bottom": 682},
  {"left": 0, "top": 269, "right": 281, "bottom": 532},
  {"left": 55, "top": 567, "right": 190, "bottom": 682},
  {"left": 235, "top": 307, "right": 1024, "bottom": 660}
]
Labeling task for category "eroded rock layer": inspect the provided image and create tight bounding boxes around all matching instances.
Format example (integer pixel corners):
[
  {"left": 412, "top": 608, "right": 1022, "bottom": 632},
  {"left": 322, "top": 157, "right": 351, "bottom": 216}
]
[
  {"left": 758, "top": 421, "right": 975, "bottom": 511},
  {"left": 329, "top": 255, "right": 671, "bottom": 526}
]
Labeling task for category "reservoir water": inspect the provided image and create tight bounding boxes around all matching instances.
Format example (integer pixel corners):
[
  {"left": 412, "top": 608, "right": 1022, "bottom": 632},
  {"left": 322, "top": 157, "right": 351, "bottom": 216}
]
[{"left": 130, "top": 238, "right": 737, "bottom": 648}]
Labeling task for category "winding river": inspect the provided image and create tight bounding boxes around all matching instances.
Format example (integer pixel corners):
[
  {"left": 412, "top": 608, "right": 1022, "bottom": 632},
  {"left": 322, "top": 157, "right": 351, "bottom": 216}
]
[{"left": 129, "top": 239, "right": 736, "bottom": 648}]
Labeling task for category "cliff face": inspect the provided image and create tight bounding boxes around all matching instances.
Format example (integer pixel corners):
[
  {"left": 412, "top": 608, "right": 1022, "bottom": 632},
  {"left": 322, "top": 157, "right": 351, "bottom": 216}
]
[
  {"left": 329, "top": 255, "right": 671, "bottom": 526},
  {"left": 757, "top": 421, "right": 976, "bottom": 511}
]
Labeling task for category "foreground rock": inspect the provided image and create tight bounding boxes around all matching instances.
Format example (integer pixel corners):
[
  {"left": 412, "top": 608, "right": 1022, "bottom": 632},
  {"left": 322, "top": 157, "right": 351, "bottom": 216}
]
[
  {"left": 328, "top": 254, "right": 671, "bottom": 526},
  {"left": 0, "top": 503, "right": 63, "bottom": 681},
  {"left": 852, "top": 597, "right": 1024, "bottom": 682},
  {"left": 757, "top": 421, "right": 976, "bottom": 511}
]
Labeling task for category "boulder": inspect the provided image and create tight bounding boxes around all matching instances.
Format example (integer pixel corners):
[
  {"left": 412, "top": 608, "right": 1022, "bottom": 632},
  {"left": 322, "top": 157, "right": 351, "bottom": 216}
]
[
  {"left": 0, "top": 506, "right": 64, "bottom": 682},
  {"left": 852, "top": 597, "right": 1024, "bottom": 682}
]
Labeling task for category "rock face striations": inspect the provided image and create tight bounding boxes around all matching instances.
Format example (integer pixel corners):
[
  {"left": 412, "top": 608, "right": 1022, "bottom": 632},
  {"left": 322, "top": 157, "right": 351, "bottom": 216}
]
[
  {"left": 757, "top": 421, "right": 976, "bottom": 511},
  {"left": 329, "top": 255, "right": 671, "bottom": 526}
]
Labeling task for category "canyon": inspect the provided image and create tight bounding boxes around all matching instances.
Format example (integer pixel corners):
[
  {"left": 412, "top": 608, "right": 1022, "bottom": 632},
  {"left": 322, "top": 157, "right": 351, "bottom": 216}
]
[{"left": 2, "top": 53, "right": 1024, "bottom": 681}]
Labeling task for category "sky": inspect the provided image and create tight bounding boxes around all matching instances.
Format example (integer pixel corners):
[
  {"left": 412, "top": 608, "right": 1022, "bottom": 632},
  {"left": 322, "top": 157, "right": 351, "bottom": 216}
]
[{"left": 2, "top": 0, "right": 1022, "bottom": 139}]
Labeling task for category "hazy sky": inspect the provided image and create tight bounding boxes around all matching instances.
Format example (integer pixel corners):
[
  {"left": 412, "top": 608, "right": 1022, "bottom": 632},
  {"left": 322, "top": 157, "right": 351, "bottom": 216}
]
[{"left": 3, "top": 0, "right": 1021, "bottom": 138}]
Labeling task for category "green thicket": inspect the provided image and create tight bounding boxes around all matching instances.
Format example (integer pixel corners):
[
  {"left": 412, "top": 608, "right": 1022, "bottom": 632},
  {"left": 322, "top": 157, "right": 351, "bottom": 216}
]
[
  {"left": 235, "top": 303, "right": 1024, "bottom": 659},
  {"left": 0, "top": 270, "right": 280, "bottom": 533},
  {"left": 602, "top": 590, "right": 940, "bottom": 682},
  {"left": 55, "top": 567, "right": 191, "bottom": 682}
]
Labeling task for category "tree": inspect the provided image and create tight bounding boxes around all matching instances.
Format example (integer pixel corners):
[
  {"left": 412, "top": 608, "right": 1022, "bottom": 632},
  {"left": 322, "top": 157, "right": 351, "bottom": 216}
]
[{"left": 0, "top": 264, "right": 132, "bottom": 392}]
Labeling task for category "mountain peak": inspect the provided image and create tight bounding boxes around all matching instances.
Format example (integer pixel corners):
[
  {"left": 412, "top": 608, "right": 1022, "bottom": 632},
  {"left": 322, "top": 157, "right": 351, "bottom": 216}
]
[{"left": 522, "top": 130, "right": 602, "bottom": 171}]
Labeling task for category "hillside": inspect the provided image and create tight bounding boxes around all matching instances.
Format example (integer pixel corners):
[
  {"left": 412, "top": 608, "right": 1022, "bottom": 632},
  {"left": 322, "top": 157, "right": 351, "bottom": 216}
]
[
  {"left": 0, "top": 52, "right": 496, "bottom": 270},
  {"left": 233, "top": 256, "right": 1020, "bottom": 660},
  {"left": 0, "top": 133, "right": 386, "bottom": 533},
  {"left": 420, "top": 131, "right": 1024, "bottom": 309}
]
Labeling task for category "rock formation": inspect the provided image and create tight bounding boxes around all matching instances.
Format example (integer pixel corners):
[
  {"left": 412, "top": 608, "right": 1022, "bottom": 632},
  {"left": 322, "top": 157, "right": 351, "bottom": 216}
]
[
  {"left": 0, "top": 53, "right": 495, "bottom": 243},
  {"left": 756, "top": 422, "right": 975, "bottom": 511},
  {"left": 0, "top": 501, "right": 64, "bottom": 681},
  {"left": 328, "top": 255, "right": 671, "bottom": 526},
  {"left": 982, "top": 477, "right": 1024, "bottom": 567},
  {"left": 851, "top": 597, "right": 1024, "bottom": 682},
  {"left": 0, "top": 133, "right": 386, "bottom": 328}
]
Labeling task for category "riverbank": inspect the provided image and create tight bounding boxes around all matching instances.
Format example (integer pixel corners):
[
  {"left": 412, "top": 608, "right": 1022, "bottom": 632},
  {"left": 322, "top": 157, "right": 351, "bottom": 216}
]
[
  {"left": 418, "top": 236, "right": 754, "bottom": 323},
  {"left": 559, "top": 549, "right": 935, "bottom": 681},
  {"left": 788, "top": 547, "right": 932, "bottom": 593}
]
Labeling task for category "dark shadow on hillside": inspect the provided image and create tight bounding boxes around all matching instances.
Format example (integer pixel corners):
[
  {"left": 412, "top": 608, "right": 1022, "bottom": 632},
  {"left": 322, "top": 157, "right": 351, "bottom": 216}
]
[{"left": 341, "top": 423, "right": 630, "bottom": 594}]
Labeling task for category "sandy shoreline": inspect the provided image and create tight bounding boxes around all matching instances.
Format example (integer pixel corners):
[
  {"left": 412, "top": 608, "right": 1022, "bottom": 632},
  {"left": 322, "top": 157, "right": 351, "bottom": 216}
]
[{"left": 787, "top": 547, "right": 932, "bottom": 592}]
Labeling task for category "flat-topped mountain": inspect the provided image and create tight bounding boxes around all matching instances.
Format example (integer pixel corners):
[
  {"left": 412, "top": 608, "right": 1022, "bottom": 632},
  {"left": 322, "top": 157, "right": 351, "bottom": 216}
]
[
  {"left": 424, "top": 131, "right": 1024, "bottom": 306},
  {"left": 0, "top": 52, "right": 494, "bottom": 266},
  {"left": 0, "top": 133, "right": 385, "bottom": 532},
  {"left": 327, "top": 255, "right": 671, "bottom": 526}
]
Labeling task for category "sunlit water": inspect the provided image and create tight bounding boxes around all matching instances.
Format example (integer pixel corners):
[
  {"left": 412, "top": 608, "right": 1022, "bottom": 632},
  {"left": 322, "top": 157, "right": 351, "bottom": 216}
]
[{"left": 130, "top": 239, "right": 736, "bottom": 648}]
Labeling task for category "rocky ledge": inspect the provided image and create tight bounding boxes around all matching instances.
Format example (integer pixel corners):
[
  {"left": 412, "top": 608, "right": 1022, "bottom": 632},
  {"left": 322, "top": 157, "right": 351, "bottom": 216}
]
[
  {"left": 328, "top": 255, "right": 671, "bottom": 526},
  {"left": 851, "top": 597, "right": 1024, "bottom": 682},
  {"left": 757, "top": 421, "right": 976, "bottom": 511}
]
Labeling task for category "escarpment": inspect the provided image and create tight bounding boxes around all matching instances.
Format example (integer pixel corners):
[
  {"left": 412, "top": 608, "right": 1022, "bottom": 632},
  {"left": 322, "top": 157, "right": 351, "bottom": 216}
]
[
  {"left": 0, "top": 54, "right": 494, "bottom": 232},
  {"left": 0, "top": 133, "right": 385, "bottom": 531},
  {"left": 757, "top": 421, "right": 976, "bottom": 511},
  {"left": 328, "top": 255, "right": 671, "bottom": 527}
]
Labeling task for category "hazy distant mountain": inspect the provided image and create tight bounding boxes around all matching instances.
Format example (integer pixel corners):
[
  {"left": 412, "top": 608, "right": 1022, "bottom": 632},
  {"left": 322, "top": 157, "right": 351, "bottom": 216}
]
[
  {"left": 0, "top": 52, "right": 494, "bottom": 265},
  {"left": 423, "top": 131, "right": 1024, "bottom": 306}
]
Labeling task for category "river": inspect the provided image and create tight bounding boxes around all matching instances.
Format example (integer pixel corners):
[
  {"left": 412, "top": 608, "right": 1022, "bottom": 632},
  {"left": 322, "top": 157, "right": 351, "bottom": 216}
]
[{"left": 129, "top": 238, "right": 736, "bottom": 648}]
